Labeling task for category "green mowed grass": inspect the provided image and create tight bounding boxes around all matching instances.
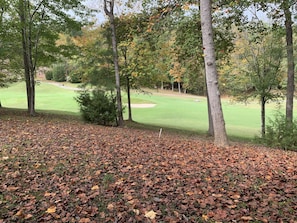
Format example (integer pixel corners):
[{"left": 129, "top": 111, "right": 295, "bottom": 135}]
[
  {"left": 0, "top": 81, "right": 288, "bottom": 139},
  {"left": 0, "top": 82, "right": 79, "bottom": 112}
]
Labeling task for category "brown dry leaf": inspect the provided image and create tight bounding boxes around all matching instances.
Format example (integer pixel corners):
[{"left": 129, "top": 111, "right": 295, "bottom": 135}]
[
  {"left": 44, "top": 192, "right": 56, "bottom": 197},
  {"left": 45, "top": 206, "right": 56, "bottom": 214},
  {"left": 227, "top": 204, "right": 237, "bottom": 209},
  {"left": 107, "top": 203, "right": 114, "bottom": 211},
  {"left": 133, "top": 209, "right": 140, "bottom": 215},
  {"left": 91, "top": 185, "right": 99, "bottom": 190},
  {"left": 15, "top": 210, "right": 23, "bottom": 217},
  {"left": 34, "top": 163, "right": 41, "bottom": 168},
  {"left": 79, "top": 218, "right": 91, "bottom": 223},
  {"left": 230, "top": 194, "right": 241, "bottom": 199},
  {"left": 202, "top": 214, "right": 209, "bottom": 221},
  {"left": 24, "top": 214, "right": 33, "bottom": 220},
  {"left": 212, "top": 193, "right": 223, "bottom": 198},
  {"left": 145, "top": 210, "right": 157, "bottom": 220},
  {"left": 241, "top": 216, "right": 253, "bottom": 221},
  {"left": 95, "top": 170, "right": 101, "bottom": 175},
  {"left": 7, "top": 186, "right": 19, "bottom": 192}
]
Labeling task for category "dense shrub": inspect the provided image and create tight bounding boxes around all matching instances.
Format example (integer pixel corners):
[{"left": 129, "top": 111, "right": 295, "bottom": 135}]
[
  {"left": 262, "top": 113, "right": 297, "bottom": 151},
  {"left": 52, "top": 63, "right": 66, "bottom": 82},
  {"left": 68, "top": 70, "right": 82, "bottom": 83},
  {"left": 45, "top": 70, "right": 53, "bottom": 80},
  {"left": 76, "top": 89, "right": 118, "bottom": 126}
]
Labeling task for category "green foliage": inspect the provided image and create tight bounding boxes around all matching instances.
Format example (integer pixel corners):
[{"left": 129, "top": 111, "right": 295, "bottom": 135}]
[
  {"left": 71, "top": 25, "right": 115, "bottom": 88},
  {"left": 45, "top": 70, "right": 53, "bottom": 80},
  {"left": 75, "top": 89, "right": 118, "bottom": 126},
  {"left": 67, "top": 62, "right": 82, "bottom": 83},
  {"left": 68, "top": 70, "right": 82, "bottom": 83},
  {"left": 0, "top": 73, "right": 6, "bottom": 87},
  {"left": 52, "top": 63, "right": 66, "bottom": 82},
  {"left": 261, "top": 113, "right": 297, "bottom": 151}
]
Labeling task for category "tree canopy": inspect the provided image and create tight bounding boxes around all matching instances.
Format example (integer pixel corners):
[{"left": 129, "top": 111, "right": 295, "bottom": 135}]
[{"left": 0, "top": 0, "right": 92, "bottom": 115}]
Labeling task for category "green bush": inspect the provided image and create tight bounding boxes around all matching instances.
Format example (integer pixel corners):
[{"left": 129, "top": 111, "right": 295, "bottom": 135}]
[
  {"left": 45, "top": 70, "right": 53, "bottom": 80},
  {"left": 68, "top": 70, "right": 82, "bottom": 83},
  {"left": 76, "top": 89, "right": 118, "bottom": 126},
  {"left": 52, "top": 63, "right": 66, "bottom": 82},
  {"left": 262, "top": 113, "right": 297, "bottom": 151}
]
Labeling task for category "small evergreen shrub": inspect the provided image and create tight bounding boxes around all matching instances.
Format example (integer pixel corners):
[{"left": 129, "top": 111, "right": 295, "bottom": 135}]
[
  {"left": 76, "top": 89, "right": 118, "bottom": 126},
  {"left": 68, "top": 70, "right": 82, "bottom": 83},
  {"left": 262, "top": 113, "right": 297, "bottom": 151},
  {"left": 52, "top": 63, "right": 66, "bottom": 82},
  {"left": 45, "top": 70, "right": 53, "bottom": 80}
]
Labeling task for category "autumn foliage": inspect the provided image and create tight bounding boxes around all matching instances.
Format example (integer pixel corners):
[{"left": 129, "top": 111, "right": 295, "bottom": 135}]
[{"left": 0, "top": 112, "right": 296, "bottom": 222}]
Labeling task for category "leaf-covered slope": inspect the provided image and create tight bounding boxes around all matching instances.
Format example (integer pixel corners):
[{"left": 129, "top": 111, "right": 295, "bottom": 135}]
[{"left": 0, "top": 117, "right": 296, "bottom": 222}]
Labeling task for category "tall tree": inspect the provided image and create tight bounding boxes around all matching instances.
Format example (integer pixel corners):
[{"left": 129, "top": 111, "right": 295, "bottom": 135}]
[
  {"left": 282, "top": 1, "right": 295, "bottom": 123},
  {"left": 248, "top": 0, "right": 296, "bottom": 122},
  {"left": 223, "top": 28, "right": 284, "bottom": 137},
  {"left": 200, "top": 0, "right": 228, "bottom": 147},
  {"left": 1, "top": 0, "right": 90, "bottom": 115},
  {"left": 115, "top": 13, "right": 151, "bottom": 121},
  {"left": 104, "top": 0, "right": 124, "bottom": 126}
]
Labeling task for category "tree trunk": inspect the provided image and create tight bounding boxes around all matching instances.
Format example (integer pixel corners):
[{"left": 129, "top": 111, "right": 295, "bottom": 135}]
[
  {"left": 261, "top": 96, "right": 266, "bottom": 137},
  {"left": 203, "top": 66, "right": 214, "bottom": 136},
  {"left": 104, "top": 0, "right": 124, "bottom": 126},
  {"left": 127, "top": 76, "right": 132, "bottom": 121},
  {"left": 200, "top": 0, "right": 228, "bottom": 147},
  {"left": 284, "top": 5, "right": 295, "bottom": 123},
  {"left": 19, "top": 0, "right": 35, "bottom": 116},
  {"left": 206, "top": 84, "right": 214, "bottom": 136},
  {"left": 178, "top": 82, "right": 181, "bottom": 93},
  {"left": 122, "top": 47, "right": 132, "bottom": 121}
]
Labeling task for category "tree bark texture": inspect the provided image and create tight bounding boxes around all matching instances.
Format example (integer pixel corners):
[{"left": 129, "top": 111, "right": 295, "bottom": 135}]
[
  {"left": 284, "top": 5, "right": 295, "bottom": 122},
  {"left": 104, "top": 0, "right": 124, "bottom": 126},
  {"left": 122, "top": 47, "right": 132, "bottom": 121},
  {"left": 261, "top": 96, "right": 266, "bottom": 137},
  {"left": 126, "top": 76, "right": 132, "bottom": 121},
  {"left": 200, "top": 0, "right": 228, "bottom": 147},
  {"left": 19, "top": 0, "right": 36, "bottom": 116}
]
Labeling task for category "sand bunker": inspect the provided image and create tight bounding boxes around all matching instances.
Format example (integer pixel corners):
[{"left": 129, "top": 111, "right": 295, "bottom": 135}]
[{"left": 130, "top": 104, "right": 156, "bottom": 108}]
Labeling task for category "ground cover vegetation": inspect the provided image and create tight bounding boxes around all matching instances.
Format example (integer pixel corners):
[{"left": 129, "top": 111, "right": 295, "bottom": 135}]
[{"left": 0, "top": 113, "right": 296, "bottom": 222}]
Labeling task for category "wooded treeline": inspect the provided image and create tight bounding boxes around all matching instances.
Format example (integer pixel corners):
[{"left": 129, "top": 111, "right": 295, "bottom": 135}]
[{"left": 0, "top": 0, "right": 296, "bottom": 146}]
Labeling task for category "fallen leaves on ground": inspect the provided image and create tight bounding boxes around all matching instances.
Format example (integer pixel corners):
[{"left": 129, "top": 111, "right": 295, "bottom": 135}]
[{"left": 0, "top": 115, "right": 296, "bottom": 222}]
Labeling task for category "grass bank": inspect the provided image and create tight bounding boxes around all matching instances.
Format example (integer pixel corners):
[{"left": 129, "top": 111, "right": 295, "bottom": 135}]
[{"left": 0, "top": 81, "right": 289, "bottom": 139}]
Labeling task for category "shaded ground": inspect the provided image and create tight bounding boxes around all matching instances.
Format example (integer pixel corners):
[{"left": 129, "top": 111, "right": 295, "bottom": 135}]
[{"left": 0, "top": 113, "right": 296, "bottom": 222}]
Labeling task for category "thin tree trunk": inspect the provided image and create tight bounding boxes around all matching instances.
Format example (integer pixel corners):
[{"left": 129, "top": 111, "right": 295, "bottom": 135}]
[
  {"left": 122, "top": 47, "right": 132, "bottom": 121},
  {"left": 284, "top": 6, "right": 295, "bottom": 123},
  {"left": 127, "top": 76, "right": 132, "bottom": 121},
  {"left": 261, "top": 96, "right": 266, "bottom": 137},
  {"left": 19, "top": 0, "right": 35, "bottom": 116},
  {"left": 104, "top": 0, "right": 124, "bottom": 126},
  {"left": 29, "top": 71, "right": 35, "bottom": 115},
  {"left": 200, "top": 0, "right": 228, "bottom": 147},
  {"left": 178, "top": 82, "right": 181, "bottom": 93}
]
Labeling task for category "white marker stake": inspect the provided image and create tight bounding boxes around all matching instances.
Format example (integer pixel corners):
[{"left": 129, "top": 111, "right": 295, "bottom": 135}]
[{"left": 159, "top": 128, "right": 163, "bottom": 138}]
